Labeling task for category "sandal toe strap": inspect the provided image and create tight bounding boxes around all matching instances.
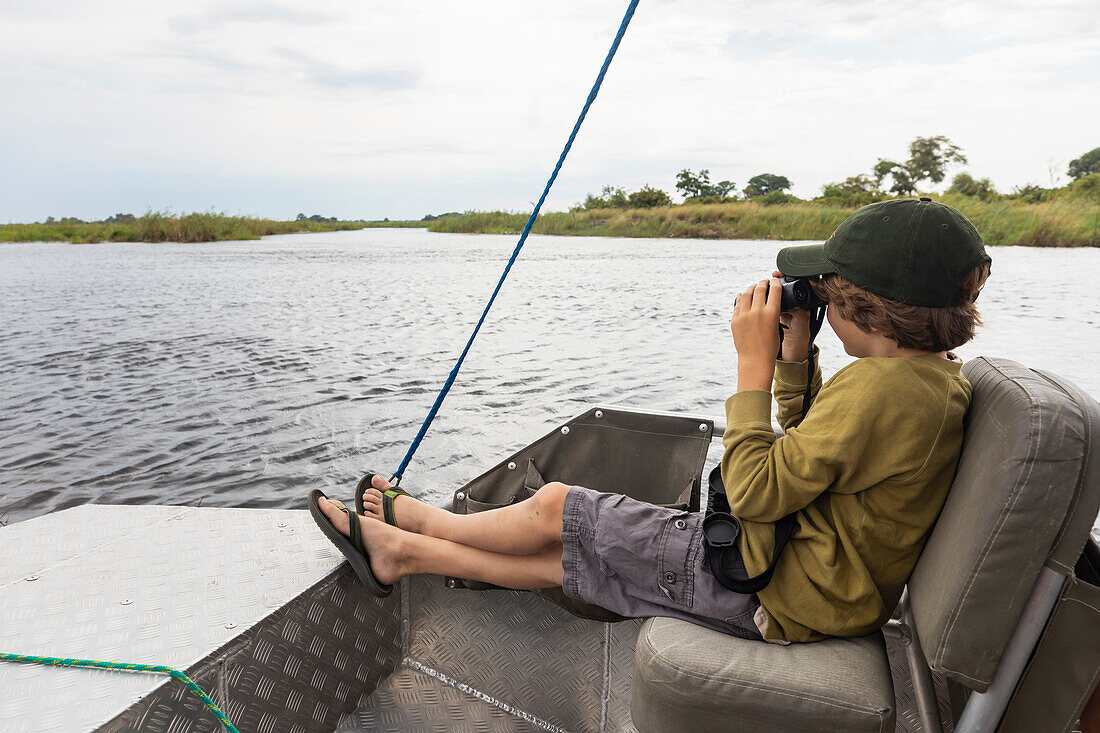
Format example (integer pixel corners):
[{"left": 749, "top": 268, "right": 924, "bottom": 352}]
[
  {"left": 381, "top": 489, "right": 410, "bottom": 527},
  {"left": 340, "top": 505, "right": 363, "bottom": 551}
]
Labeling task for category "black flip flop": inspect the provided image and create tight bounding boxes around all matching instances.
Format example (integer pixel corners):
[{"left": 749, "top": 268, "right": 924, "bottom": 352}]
[
  {"left": 308, "top": 488, "right": 393, "bottom": 597},
  {"left": 356, "top": 473, "right": 412, "bottom": 528}
]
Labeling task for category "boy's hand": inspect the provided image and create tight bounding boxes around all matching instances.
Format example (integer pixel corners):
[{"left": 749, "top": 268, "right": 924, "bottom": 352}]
[
  {"left": 732, "top": 277, "right": 781, "bottom": 392},
  {"left": 774, "top": 269, "right": 812, "bottom": 362}
]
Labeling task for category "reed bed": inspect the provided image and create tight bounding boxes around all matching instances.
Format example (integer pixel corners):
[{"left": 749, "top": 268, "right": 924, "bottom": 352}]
[
  {"left": 0, "top": 213, "right": 398, "bottom": 244},
  {"left": 429, "top": 198, "right": 1100, "bottom": 247}
]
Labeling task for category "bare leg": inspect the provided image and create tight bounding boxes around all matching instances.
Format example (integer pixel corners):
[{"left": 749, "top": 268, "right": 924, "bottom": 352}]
[
  {"left": 361, "top": 477, "right": 569, "bottom": 556},
  {"left": 318, "top": 497, "right": 564, "bottom": 589},
  {"left": 404, "top": 535, "right": 565, "bottom": 588}
]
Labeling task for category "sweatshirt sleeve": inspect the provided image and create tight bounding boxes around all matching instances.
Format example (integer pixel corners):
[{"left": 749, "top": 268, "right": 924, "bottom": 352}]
[
  {"left": 720, "top": 361, "right": 882, "bottom": 523},
  {"left": 773, "top": 345, "right": 822, "bottom": 432}
]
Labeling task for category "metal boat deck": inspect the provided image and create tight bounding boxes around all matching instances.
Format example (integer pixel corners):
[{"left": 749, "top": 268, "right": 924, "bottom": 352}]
[{"left": 0, "top": 504, "right": 949, "bottom": 732}]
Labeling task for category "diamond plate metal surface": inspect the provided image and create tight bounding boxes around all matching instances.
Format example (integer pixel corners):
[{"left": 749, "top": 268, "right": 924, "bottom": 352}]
[
  {"left": 336, "top": 666, "right": 544, "bottom": 733},
  {"left": 0, "top": 505, "right": 401, "bottom": 733},
  {"left": 0, "top": 505, "right": 189, "bottom": 590},
  {"left": 605, "top": 620, "right": 642, "bottom": 733},
  {"left": 406, "top": 575, "right": 640, "bottom": 733},
  {"left": 211, "top": 569, "right": 401, "bottom": 733},
  {"left": 98, "top": 667, "right": 224, "bottom": 733},
  {"left": 3, "top": 505, "right": 962, "bottom": 732}
]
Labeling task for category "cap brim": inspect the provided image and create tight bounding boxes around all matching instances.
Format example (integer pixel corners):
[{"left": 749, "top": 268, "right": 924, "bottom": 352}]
[{"left": 776, "top": 243, "right": 835, "bottom": 277}]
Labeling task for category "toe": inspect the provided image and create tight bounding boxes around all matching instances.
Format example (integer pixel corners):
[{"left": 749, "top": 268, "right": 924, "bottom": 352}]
[
  {"left": 371, "top": 474, "right": 394, "bottom": 490},
  {"left": 318, "top": 498, "right": 351, "bottom": 534}
]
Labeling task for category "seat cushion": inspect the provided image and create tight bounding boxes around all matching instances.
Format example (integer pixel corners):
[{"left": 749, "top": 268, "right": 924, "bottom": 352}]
[
  {"left": 909, "top": 357, "right": 1098, "bottom": 691},
  {"left": 631, "top": 617, "right": 895, "bottom": 733}
]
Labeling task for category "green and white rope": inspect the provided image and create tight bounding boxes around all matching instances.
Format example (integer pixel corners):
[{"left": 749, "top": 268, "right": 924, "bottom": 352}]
[{"left": 0, "top": 652, "right": 239, "bottom": 732}]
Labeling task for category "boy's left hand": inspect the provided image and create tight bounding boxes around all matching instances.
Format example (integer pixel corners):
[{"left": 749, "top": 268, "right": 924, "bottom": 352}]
[{"left": 731, "top": 278, "right": 781, "bottom": 392}]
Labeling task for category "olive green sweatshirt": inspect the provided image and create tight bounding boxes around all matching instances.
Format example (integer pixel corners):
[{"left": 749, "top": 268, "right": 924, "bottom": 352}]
[{"left": 721, "top": 350, "right": 972, "bottom": 643}]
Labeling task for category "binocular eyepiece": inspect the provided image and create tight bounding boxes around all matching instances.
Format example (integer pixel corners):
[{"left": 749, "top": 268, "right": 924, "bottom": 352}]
[{"left": 778, "top": 275, "right": 826, "bottom": 313}]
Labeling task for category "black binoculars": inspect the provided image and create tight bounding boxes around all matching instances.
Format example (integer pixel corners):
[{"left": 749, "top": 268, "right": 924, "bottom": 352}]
[{"left": 778, "top": 275, "right": 826, "bottom": 313}]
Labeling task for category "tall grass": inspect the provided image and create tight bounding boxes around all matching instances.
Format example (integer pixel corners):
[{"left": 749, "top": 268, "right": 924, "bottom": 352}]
[
  {"left": 0, "top": 212, "right": 422, "bottom": 244},
  {"left": 429, "top": 197, "right": 1100, "bottom": 247},
  {"left": 427, "top": 204, "right": 855, "bottom": 240},
  {"left": 939, "top": 194, "right": 1100, "bottom": 247}
]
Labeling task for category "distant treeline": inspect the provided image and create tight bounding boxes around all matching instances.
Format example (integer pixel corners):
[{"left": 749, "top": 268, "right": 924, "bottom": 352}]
[
  {"left": 571, "top": 138, "right": 1100, "bottom": 212},
  {"left": 430, "top": 139, "right": 1100, "bottom": 247},
  {"left": 7, "top": 139, "right": 1098, "bottom": 246}
]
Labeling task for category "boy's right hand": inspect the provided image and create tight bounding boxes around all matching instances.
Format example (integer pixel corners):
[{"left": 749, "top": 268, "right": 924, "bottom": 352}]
[{"left": 774, "top": 270, "right": 812, "bottom": 362}]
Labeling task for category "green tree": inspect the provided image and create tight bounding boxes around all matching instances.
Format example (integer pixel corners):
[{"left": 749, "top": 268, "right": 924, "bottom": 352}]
[
  {"left": 580, "top": 185, "right": 629, "bottom": 210},
  {"left": 947, "top": 172, "right": 997, "bottom": 201},
  {"left": 873, "top": 159, "right": 917, "bottom": 195},
  {"left": 1068, "top": 147, "right": 1100, "bottom": 180},
  {"left": 627, "top": 185, "right": 672, "bottom": 208},
  {"left": 1067, "top": 172, "right": 1100, "bottom": 202},
  {"left": 1007, "top": 184, "right": 1055, "bottom": 203},
  {"left": 602, "top": 186, "right": 629, "bottom": 208},
  {"left": 675, "top": 169, "right": 736, "bottom": 200},
  {"left": 744, "top": 174, "right": 793, "bottom": 198},
  {"left": 817, "top": 175, "right": 885, "bottom": 207},
  {"left": 907, "top": 136, "right": 967, "bottom": 185},
  {"left": 822, "top": 175, "right": 877, "bottom": 196},
  {"left": 873, "top": 136, "right": 967, "bottom": 196},
  {"left": 756, "top": 191, "right": 800, "bottom": 205}
]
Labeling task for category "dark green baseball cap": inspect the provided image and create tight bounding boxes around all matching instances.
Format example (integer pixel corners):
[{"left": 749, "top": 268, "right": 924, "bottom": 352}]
[{"left": 777, "top": 197, "right": 991, "bottom": 306}]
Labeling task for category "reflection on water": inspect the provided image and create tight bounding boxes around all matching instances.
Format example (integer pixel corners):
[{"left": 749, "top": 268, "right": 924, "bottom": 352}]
[{"left": 1, "top": 230, "right": 1098, "bottom": 537}]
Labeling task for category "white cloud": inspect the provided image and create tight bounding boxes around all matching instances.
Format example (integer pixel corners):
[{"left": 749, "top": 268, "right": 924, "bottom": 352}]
[{"left": 0, "top": 0, "right": 1097, "bottom": 220}]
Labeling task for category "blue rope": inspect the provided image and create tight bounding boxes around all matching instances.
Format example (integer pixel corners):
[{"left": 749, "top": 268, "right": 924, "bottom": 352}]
[{"left": 392, "top": 0, "right": 641, "bottom": 482}]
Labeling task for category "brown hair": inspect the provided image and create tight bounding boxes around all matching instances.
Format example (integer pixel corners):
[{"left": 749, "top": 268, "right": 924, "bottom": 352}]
[{"left": 812, "top": 263, "right": 991, "bottom": 352}]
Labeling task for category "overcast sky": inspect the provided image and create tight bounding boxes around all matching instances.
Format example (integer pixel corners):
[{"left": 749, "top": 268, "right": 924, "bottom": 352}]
[{"left": 2, "top": 0, "right": 1098, "bottom": 222}]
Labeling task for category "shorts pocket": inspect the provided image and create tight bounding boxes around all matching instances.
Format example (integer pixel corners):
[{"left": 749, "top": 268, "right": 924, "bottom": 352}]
[
  {"left": 592, "top": 494, "right": 661, "bottom": 581},
  {"left": 656, "top": 512, "right": 697, "bottom": 610}
]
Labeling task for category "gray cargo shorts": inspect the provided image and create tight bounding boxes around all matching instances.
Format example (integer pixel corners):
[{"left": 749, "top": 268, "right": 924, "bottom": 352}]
[{"left": 560, "top": 486, "right": 763, "bottom": 640}]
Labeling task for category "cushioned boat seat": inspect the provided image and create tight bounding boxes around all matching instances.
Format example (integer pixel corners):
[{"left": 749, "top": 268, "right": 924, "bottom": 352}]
[
  {"left": 632, "top": 617, "right": 895, "bottom": 733},
  {"left": 630, "top": 357, "right": 1100, "bottom": 732}
]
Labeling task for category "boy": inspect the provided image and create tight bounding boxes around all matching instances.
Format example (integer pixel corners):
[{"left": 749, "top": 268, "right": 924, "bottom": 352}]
[{"left": 309, "top": 196, "right": 991, "bottom": 643}]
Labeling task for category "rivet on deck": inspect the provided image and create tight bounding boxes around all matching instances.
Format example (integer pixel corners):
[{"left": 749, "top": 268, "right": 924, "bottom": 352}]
[
  {"left": 120, "top": 599, "right": 133, "bottom": 606},
  {"left": 24, "top": 575, "right": 38, "bottom": 582}
]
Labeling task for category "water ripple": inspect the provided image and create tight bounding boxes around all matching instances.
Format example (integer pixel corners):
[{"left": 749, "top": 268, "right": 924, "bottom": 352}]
[{"left": 1, "top": 230, "right": 1098, "bottom": 533}]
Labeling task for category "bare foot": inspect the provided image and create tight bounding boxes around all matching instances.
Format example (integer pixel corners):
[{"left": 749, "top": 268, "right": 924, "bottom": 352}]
[
  {"left": 318, "top": 497, "right": 406, "bottom": 585},
  {"left": 361, "top": 474, "right": 441, "bottom": 534}
]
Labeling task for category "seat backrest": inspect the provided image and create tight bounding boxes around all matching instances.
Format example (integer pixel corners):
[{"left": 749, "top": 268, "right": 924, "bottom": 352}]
[{"left": 907, "top": 357, "right": 1100, "bottom": 692}]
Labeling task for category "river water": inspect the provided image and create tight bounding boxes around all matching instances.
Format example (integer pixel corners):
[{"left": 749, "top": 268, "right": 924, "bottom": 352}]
[{"left": 2, "top": 229, "right": 1098, "bottom": 538}]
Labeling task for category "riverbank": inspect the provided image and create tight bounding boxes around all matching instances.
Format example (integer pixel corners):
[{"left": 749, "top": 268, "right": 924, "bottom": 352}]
[
  {"left": 0, "top": 213, "right": 427, "bottom": 244},
  {"left": 428, "top": 195, "right": 1100, "bottom": 247}
]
